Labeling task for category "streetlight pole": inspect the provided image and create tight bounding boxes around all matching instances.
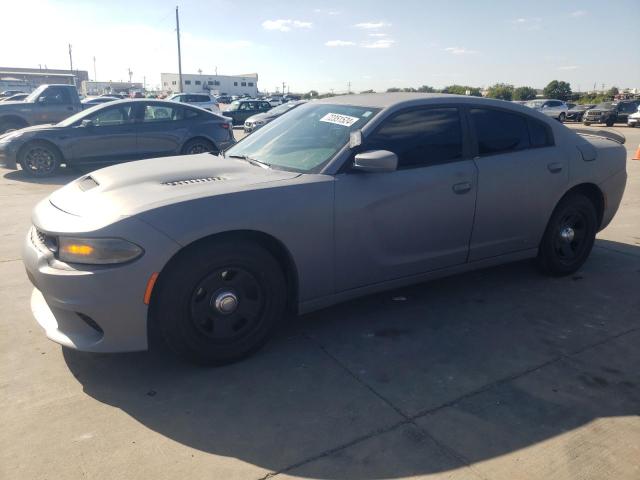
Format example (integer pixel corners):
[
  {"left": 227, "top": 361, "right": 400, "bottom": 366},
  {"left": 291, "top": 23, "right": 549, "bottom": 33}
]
[
  {"left": 68, "top": 44, "right": 75, "bottom": 86},
  {"left": 176, "top": 6, "right": 183, "bottom": 92},
  {"left": 93, "top": 56, "right": 97, "bottom": 81}
]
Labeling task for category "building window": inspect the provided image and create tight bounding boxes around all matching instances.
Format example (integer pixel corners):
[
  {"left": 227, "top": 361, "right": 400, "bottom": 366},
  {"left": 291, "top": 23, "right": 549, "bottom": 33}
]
[
  {"left": 241, "top": 82, "right": 246, "bottom": 87},
  {"left": 185, "top": 80, "right": 191, "bottom": 85},
  {"left": 195, "top": 80, "right": 201, "bottom": 85},
  {"left": 207, "top": 81, "right": 214, "bottom": 85},
  {"left": 248, "top": 82, "right": 254, "bottom": 87},
  {"left": 214, "top": 80, "right": 220, "bottom": 86},
  {"left": 163, "top": 82, "right": 168, "bottom": 86},
  {"left": 172, "top": 80, "right": 176, "bottom": 85},
  {"left": 234, "top": 82, "right": 238, "bottom": 86}
]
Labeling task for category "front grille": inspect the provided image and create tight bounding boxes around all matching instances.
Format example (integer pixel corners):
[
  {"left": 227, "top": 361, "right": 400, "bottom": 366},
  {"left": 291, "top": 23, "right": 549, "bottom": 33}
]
[
  {"left": 162, "top": 176, "right": 225, "bottom": 186},
  {"left": 31, "top": 227, "right": 58, "bottom": 254},
  {"left": 244, "top": 122, "right": 251, "bottom": 127}
]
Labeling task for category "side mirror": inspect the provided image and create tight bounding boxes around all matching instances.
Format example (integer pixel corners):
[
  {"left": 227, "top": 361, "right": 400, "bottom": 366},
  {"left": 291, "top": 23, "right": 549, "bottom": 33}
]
[
  {"left": 80, "top": 119, "right": 94, "bottom": 128},
  {"left": 353, "top": 150, "right": 398, "bottom": 173}
]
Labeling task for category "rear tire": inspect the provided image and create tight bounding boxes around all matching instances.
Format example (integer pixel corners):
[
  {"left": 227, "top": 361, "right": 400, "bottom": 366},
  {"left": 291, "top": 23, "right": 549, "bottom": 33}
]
[
  {"left": 605, "top": 119, "right": 615, "bottom": 127},
  {"left": 536, "top": 193, "right": 598, "bottom": 276},
  {"left": 181, "top": 138, "right": 217, "bottom": 155},
  {"left": 18, "top": 141, "right": 61, "bottom": 177},
  {"left": 558, "top": 113, "right": 566, "bottom": 122},
  {"left": 583, "top": 122, "right": 591, "bottom": 126},
  {"left": 153, "top": 239, "right": 287, "bottom": 365}
]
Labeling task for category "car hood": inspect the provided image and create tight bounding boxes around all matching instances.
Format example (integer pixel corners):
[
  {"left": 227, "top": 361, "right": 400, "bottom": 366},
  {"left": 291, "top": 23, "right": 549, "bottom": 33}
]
[
  {"left": 48, "top": 154, "right": 301, "bottom": 223},
  {"left": 246, "top": 112, "right": 268, "bottom": 123}
]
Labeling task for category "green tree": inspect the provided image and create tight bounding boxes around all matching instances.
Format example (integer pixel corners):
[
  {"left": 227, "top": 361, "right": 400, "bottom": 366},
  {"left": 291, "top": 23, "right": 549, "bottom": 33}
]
[
  {"left": 417, "top": 85, "right": 436, "bottom": 93},
  {"left": 442, "top": 84, "right": 482, "bottom": 96},
  {"left": 606, "top": 86, "right": 619, "bottom": 98},
  {"left": 386, "top": 87, "right": 401, "bottom": 92},
  {"left": 486, "top": 83, "right": 514, "bottom": 101},
  {"left": 402, "top": 87, "right": 417, "bottom": 92},
  {"left": 359, "top": 89, "right": 375, "bottom": 94},
  {"left": 543, "top": 80, "right": 572, "bottom": 101},
  {"left": 303, "top": 90, "right": 319, "bottom": 99},
  {"left": 513, "top": 86, "right": 537, "bottom": 101}
]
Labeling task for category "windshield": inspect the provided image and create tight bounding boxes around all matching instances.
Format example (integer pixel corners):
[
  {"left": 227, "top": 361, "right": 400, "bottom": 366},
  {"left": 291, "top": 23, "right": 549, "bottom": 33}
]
[
  {"left": 595, "top": 102, "right": 613, "bottom": 110},
  {"left": 525, "top": 100, "right": 544, "bottom": 108},
  {"left": 24, "top": 85, "right": 48, "bottom": 103},
  {"left": 228, "top": 101, "right": 240, "bottom": 111},
  {"left": 225, "top": 103, "right": 380, "bottom": 173},
  {"left": 57, "top": 103, "right": 103, "bottom": 127}
]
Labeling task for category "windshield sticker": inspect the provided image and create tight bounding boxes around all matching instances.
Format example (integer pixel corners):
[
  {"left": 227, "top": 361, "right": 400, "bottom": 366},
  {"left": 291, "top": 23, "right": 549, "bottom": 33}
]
[
  {"left": 362, "top": 111, "right": 373, "bottom": 117},
  {"left": 320, "top": 113, "right": 360, "bottom": 127}
]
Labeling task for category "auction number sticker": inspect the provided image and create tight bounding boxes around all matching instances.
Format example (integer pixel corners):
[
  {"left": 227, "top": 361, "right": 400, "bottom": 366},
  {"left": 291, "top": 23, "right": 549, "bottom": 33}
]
[{"left": 320, "top": 113, "right": 360, "bottom": 127}]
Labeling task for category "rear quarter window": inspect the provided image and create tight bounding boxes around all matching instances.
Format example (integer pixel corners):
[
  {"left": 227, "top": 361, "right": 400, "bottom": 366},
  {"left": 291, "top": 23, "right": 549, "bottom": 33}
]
[{"left": 528, "top": 119, "right": 554, "bottom": 148}]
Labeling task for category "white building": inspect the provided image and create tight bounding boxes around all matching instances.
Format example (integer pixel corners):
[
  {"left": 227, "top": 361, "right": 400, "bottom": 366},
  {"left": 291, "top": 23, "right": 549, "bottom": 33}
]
[
  {"left": 160, "top": 72, "right": 259, "bottom": 96},
  {"left": 81, "top": 81, "right": 143, "bottom": 96}
]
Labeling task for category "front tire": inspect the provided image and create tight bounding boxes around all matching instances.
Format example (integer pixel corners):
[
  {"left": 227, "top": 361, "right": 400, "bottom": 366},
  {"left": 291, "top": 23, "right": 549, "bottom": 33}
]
[
  {"left": 18, "top": 141, "right": 61, "bottom": 177},
  {"left": 558, "top": 113, "right": 566, "bottom": 122},
  {"left": 537, "top": 193, "right": 598, "bottom": 276},
  {"left": 605, "top": 119, "right": 615, "bottom": 127},
  {"left": 153, "top": 239, "right": 287, "bottom": 365}
]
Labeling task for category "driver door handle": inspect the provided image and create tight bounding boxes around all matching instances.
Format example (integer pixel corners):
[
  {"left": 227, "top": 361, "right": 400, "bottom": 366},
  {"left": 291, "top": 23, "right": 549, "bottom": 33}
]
[
  {"left": 452, "top": 182, "right": 472, "bottom": 194},
  {"left": 547, "top": 162, "right": 563, "bottom": 173}
]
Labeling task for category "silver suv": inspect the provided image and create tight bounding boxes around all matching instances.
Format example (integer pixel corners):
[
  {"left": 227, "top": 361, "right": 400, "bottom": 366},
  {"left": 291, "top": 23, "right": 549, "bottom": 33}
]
[
  {"left": 525, "top": 99, "right": 568, "bottom": 122},
  {"left": 169, "top": 93, "right": 221, "bottom": 115}
]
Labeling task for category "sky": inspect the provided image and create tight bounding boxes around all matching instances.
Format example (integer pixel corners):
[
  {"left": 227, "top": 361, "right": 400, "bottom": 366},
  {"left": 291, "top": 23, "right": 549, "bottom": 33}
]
[{"left": 2, "top": 0, "right": 639, "bottom": 94}]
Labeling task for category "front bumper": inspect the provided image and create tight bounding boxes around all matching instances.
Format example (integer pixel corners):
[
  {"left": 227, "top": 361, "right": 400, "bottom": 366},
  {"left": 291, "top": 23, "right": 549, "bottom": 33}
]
[
  {"left": 628, "top": 117, "right": 639, "bottom": 127},
  {"left": 22, "top": 200, "right": 181, "bottom": 352},
  {"left": 0, "top": 140, "right": 19, "bottom": 169}
]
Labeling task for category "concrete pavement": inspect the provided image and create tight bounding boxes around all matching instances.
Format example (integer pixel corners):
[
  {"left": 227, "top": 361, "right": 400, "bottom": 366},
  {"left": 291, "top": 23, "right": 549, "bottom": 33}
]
[{"left": 1, "top": 124, "right": 639, "bottom": 479}]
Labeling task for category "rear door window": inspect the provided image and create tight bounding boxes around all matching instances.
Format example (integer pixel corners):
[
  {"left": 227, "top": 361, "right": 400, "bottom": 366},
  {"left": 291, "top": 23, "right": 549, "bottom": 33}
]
[
  {"left": 141, "top": 104, "right": 182, "bottom": 122},
  {"left": 470, "top": 108, "right": 530, "bottom": 155}
]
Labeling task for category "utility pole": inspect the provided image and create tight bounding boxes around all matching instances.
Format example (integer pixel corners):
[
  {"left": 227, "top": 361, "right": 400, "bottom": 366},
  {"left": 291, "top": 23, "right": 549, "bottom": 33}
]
[
  {"left": 93, "top": 56, "right": 97, "bottom": 81},
  {"left": 176, "top": 6, "right": 183, "bottom": 92},
  {"left": 347, "top": 81, "right": 351, "bottom": 94},
  {"left": 68, "top": 44, "right": 75, "bottom": 86},
  {"left": 128, "top": 68, "right": 133, "bottom": 83},
  {"left": 282, "top": 81, "right": 286, "bottom": 96}
]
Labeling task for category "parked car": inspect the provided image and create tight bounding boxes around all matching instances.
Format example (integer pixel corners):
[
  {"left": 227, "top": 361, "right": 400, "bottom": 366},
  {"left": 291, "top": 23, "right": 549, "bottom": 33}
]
[
  {"left": 0, "top": 84, "right": 83, "bottom": 134},
  {"left": 0, "top": 99, "right": 234, "bottom": 177},
  {"left": 0, "top": 90, "right": 27, "bottom": 98},
  {"left": 101, "top": 92, "right": 127, "bottom": 99},
  {"left": 283, "top": 94, "right": 301, "bottom": 102},
  {"left": 223, "top": 99, "right": 272, "bottom": 125},
  {"left": 583, "top": 100, "right": 640, "bottom": 126},
  {"left": 524, "top": 99, "right": 569, "bottom": 121},
  {"left": 266, "top": 96, "right": 284, "bottom": 107},
  {"left": 565, "top": 104, "right": 596, "bottom": 122},
  {"left": 243, "top": 100, "right": 307, "bottom": 133},
  {"left": 82, "top": 96, "right": 120, "bottom": 106},
  {"left": 216, "top": 95, "right": 232, "bottom": 104},
  {"left": 168, "top": 93, "right": 221, "bottom": 114},
  {"left": 0, "top": 93, "right": 29, "bottom": 102},
  {"left": 22, "top": 94, "right": 627, "bottom": 364},
  {"left": 627, "top": 105, "right": 640, "bottom": 128}
]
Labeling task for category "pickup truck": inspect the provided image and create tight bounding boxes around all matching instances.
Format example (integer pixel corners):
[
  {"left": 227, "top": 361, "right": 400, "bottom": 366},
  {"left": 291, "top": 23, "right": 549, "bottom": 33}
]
[{"left": 0, "top": 84, "right": 82, "bottom": 134}]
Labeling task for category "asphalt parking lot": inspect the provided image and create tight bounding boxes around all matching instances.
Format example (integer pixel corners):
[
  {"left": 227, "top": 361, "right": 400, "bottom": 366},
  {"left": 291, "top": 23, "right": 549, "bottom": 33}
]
[{"left": 1, "top": 124, "right": 639, "bottom": 480}]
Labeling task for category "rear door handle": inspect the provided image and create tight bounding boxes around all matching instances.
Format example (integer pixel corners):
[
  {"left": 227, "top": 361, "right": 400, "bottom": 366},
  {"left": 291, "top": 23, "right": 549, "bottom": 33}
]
[
  {"left": 452, "top": 182, "right": 472, "bottom": 194},
  {"left": 547, "top": 162, "right": 563, "bottom": 173}
]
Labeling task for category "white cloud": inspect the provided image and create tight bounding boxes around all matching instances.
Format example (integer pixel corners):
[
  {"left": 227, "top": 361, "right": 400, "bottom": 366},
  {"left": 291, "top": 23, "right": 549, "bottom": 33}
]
[
  {"left": 262, "top": 19, "right": 312, "bottom": 32},
  {"left": 558, "top": 65, "right": 579, "bottom": 70},
  {"left": 510, "top": 17, "right": 542, "bottom": 30},
  {"left": 570, "top": 10, "right": 587, "bottom": 17},
  {"left": 362, "top": 39, "right": 395, "bottom": 49},
  {"left": 325, "top": 40, "right": 356, "bottom": 47},
  {"left": 354, "top": 21, "right": 390, "bottom": 29},
  {"left": 314, "top": 8, "right": 340, "bottom": 15},
  {"left": 368, "top": 33, "right": 388, "bottom": 37},
  {"left": 444, "top": 47, "right": 477, "bottom": 55}
]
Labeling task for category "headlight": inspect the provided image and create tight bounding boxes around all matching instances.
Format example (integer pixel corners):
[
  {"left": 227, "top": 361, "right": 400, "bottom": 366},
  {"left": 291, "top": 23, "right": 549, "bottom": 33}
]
[
  {"left": 57, "top": 237, "right": 143, "bottom": 265},
  {"left": 254, "top": 120, "right": 264, "bottom": 125}
]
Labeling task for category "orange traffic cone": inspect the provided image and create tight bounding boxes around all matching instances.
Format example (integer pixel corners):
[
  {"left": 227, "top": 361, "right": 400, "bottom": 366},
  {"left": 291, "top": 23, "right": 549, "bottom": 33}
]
[{"left": 634, "top": 144, "right": 640, "bottom": 161}]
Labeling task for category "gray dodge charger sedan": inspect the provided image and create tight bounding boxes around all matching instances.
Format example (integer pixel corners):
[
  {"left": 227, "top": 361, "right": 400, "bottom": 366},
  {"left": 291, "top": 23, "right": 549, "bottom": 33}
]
[{"left": 23, "top": 93, "right": 627, "bottom": 365}]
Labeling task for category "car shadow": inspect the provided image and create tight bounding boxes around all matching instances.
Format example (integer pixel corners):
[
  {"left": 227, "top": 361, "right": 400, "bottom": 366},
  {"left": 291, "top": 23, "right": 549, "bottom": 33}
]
[
  {"left": 62, "top": 240, "right": 640, "bottom": 478},
  {"left": 3, "top": 167, "right": 81, "bottom": 186}
]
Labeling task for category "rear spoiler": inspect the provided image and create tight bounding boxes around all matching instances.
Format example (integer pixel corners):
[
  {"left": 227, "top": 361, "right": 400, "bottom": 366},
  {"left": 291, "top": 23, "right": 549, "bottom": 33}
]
[{"left": 573, "top": 128, "right": 626, "bottom": 145}]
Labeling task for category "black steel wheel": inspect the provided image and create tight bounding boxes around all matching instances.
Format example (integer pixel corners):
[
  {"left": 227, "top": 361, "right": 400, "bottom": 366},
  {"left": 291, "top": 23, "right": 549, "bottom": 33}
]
[
  {"left": 153, "top": 239, "right": 286, "bottom": 365},
  {"left": 19, "top": 141, "right": 61, "bottom": 177},
  {"left": 537, "top": 193, "right": 598, "bottom": 276}
]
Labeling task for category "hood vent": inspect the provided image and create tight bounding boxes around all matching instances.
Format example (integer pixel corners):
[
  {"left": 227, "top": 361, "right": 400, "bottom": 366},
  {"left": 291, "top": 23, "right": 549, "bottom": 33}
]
[
  {"left": 162, "top": 176, "right": 226, "bottom": 186},
  {"left": 78, "top": 175, "right": 99, "bottom": 191}
]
